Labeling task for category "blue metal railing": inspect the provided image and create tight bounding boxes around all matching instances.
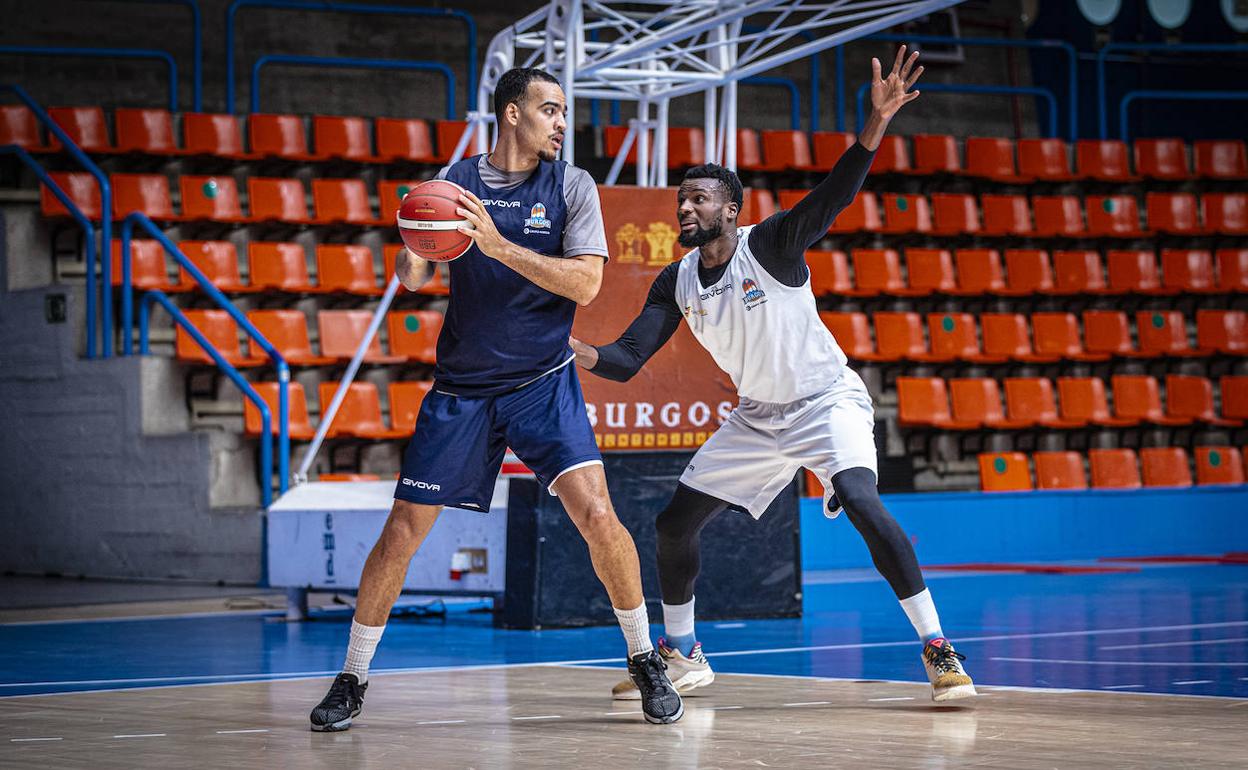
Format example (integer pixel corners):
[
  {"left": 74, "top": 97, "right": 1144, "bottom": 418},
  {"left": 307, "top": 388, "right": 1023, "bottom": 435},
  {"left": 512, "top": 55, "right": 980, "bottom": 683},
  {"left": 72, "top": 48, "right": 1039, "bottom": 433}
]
[
  {"left": 856, "top": 81, "right": 1058, "bottom": 138},
  {"left": 742, "top": 77, "right": 801, "bottom": 131},
  {"left": 1120, "top": 90, "right": 1248, "bottom": 145},
  {"left": 120, "top": 0, "right": 202, "bottom": 111},
  {"left": 226, "top": 0, "right": 476, "bottom": 115},
  {"left": 2, "top": 84, "right": 112, "bottom": 359},
  {"left": 250, "top": 55, "right": 456, "bottom": 118},
  {"left": 1097, "top": 43, "right": 1248, "bottom": 139},
  {"left": 0, "top": 46, "right": 178, "bottom": 113},
  {"left": 125, "top": 213, "right": 290, "bottom": 504}
]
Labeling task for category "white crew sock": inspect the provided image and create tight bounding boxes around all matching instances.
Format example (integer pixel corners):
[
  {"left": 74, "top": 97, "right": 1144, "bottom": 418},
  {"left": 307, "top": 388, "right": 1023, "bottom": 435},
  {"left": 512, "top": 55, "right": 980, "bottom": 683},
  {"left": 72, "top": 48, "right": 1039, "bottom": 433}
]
[
  {"left": 899, "top": 588, "right": 944, "bottom": 642},
  {"left": 661, "top": 598, "right": 696, "bottom": 639},
  {"left": 613, "top": 602, "right": 655, "bottom": 658},
  {"left": 342, "top": 619, "right": 386, "bottom": 683}
]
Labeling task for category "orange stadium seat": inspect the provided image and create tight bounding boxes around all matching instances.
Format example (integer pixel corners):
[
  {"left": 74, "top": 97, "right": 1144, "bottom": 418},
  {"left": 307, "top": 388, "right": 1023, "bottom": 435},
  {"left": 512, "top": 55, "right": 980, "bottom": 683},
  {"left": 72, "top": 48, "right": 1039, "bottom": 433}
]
[
  {"left": 243, "top": 382, "right": 317, "bottom": 440},
  {"left": 1032, "top": 195, "right": 1085, "bottom": 236},
  {"left": 897, "top": 377, "right": 979, "bottom": 429},
  {"left": 930, "top": 193, "right": 980, "bottom": 235},
  {"left": 964, "top": 137, "right": 1020, "bottom": 182},
  {"left": 1106, "top": 249, "right": 1168, "bottom": 295},
  {"left": 912, "top": 133, "right": 960, "bottom": 174},
  {"left": 1136, "top": 310, "right": 1201, "bottom": 357},
  {"left": 110, "top": 239, "right": 184, "bottom": 291},
  {"left": 741, "top": 189, "right": 777, "bottom": 225},
  {"left": 874, "top": 312, "right": 936, "bottom": 362},
  {"left": 1196, "top": 310, "right": 1248, "bottom": 355},
  {"left": 1217, "top": 249, "right": 1248, "bottom": 293},
  {"left": 880, "top": 193, "right": 931, "bottom": 234},
  {"left": 176, "top": 240, "right": 256, "bottom": 293},
  {"left": 1161, "top": 249, "right": 1217, "bottom": 293},
  {"left": 810, "top": 131, "right": 856, "bottom": 171},
  {"left": 1031, "top": 312, "right": 1108, "bottom": 362},
  {"left": 819, "top": 311, "right": 880, "bottom": 360},
  {"left": 438, "top": 120, "right": 488, "bottom": 163},
  {"left": 1194, "top": 139, "right": 1247, "bottom": 179},
  {"left": 1017, "top": 138, "right": 1073, "bottom": 181},
  {"left": 1223, "top": 376, "right": 1248, "bottom": 421},
  {"left": 1085, "top": 195, "right": 1145, "bottom": 237},
  {"left": 174, "top": 309, "right": 262, "bottom": 367},
  {"left": 314, "top": 244, "right": 381, "bottom": 295},
  {"left": 869, "top": 135, "right": 911, "bottom": 174},
  {"left": 1000, "top": 249, "right": 1055, "bottom": 295},
  {"left": 114, "top": 108, "right": 179, "bottom": 154},
  {"left": 183, "top": 113, "right": 254, "bottom": 158},
  {"left": 1166, "top": 374, "right": 1241, "bottom": 427},
  {"left": 386, "top": 310, "right": 442, "bottom": 364},
  {"left": 980, "top": 194, "right": 1033, "bottom": 236},
  {"left": 247, "top": 177, "right": 312, "bottom": 223},
  {"left": 951, "top": 249, "right": 1005, "bottom": 295},
  {"left": 903, "top": 248, "right": 957, "bottom": 295},
  {"left": 376, "top": 180, "right": 422, "bottom": 224},
  {"left": 603, "top": 125, "right": 636, "bottom": 163},
  {"left": 1203, "top": 193, "right": 1248, "bottom": 235},
  {"left": 978, "top": 452, "right": 1032, "bottom": 492},
  {"left": 1005, "top": 379, "right": 1085, "bottom": 430},
  {"left": 1089, "top": 449, "right": 1142, "bottom": 489},
  {"left": 761, "top": 130, "right": 816, "bottom": 172},
  {"left": 313, "top": 115, "right": 380, "bottom": 162},
  {"left": 111, "top": 173, "right": 176, "bottom": 220},
  {"left": 735, "top": 128, "right": 765, "bottom": 171},
  {"left": 0, "top": 105, "right": 44, "bottom": 150},
  {"left": 375, "top": 118, "right": 435, "bottom": 163},
  {"left": 1112, "top": 374, "right": 1190, "bottom": 426},
  {"left": 981, "top": 313, "right": 1056, "bottom": 363},
  {"left": 1083, "top": 310, "right": 1143, "bottom": 358},
  {"left": 1147, "top": 192, "right": 1201, "bottom": 235},
  {"left": 1051, "top": 250, "right": 1108, "bottom": 294},
  {"left": 806, "top": 250, "right": 853, "bottom": 295},
  {"left": 1076, "top": 139, "right": 1135, "bottom": 181},
  {"left": 311, "top": 178, "right": 378, "bottom": 225},
  {"left": 382, "top": 245, "right": 450, "bottom": 295},
  {"left": 1140, "top": 448, "right": 1193, "bottom": 488},
  {"left": 780, "top": 190, "right": 879, "bottom": 233},
  {"left": 388, "top": 381, "right": 434, "bottom": 434},
  {"left": 248, "top": 242, "right": 317, "bottom": 293},
  {"left": 40, "top": 171, "right": 102, "bottom": 219},
  {"left": 1057, "top": 377, "right": 1136, "bottom": 428},
  {"left": 1133, "top": 138, "right": 1188, "bottom": 180},
  {"left": 47, "top": 106, "right": 111, "bottom": 152},
  {"left": 317, "top": 382, "right": 406, "bottom": 439},
  {"left": 848, "top": 249, "right": 904, "bottom": 296},
  {"left": 249, "top": 113, "right": 316, "bottom": 160},
  {"left": 926, "top": 313, "right": 1001, "bottom": 363},
  {"left": 1194, "top": 446, "right": 1245, "bottom": 486},
  {"left": 666, "top": 127, "right": 706, "bottom": 168},
  {"left": 244, "top": 310, "right": 335, "bottom": 366},
  {"left": 1034, "top": 451, "right": 1088, "bottom": 489},
  {"left": 317, "top": 309, "right": 406, "bottom": 363},
  {"left": 950, "top": 378, "right": 1031, "bottom": 429},
  {"left": 179, "top": 175, "right": 247, "bottom": 223}
]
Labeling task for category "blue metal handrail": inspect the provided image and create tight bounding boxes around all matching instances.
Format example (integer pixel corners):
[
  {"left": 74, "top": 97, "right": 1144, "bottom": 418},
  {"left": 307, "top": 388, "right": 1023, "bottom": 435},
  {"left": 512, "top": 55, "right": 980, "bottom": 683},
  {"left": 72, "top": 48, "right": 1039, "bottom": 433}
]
[
  {"left": 0, "top": 46, "right": 178, "bottom": 113},
  {"left": 122, "top": 212, "right": 290, "bottom": 500},
  {"left": 1120, "top": 90, "right": 1248, "bottom": 145},
  {"left": 1097, "top": 43, "right": 1248, "bottom": 139},
  {"left": 226, "top": 0, "right": 476, "bottom": 115},
  {"left": 856, "top": 81, "right": 1058, "bottom": 138},
  {"left": 250, "top": 55, "right": 456, "bottom": 118},
  {"left": 742, "top": 77, "right": 801, "bottom": 131},
  {"left": 858, "top": 34, "right": 1079, "bottom": 142},
  {"left": 119, "top": 0, "right": 202, "bottom": 110},
  {"left": 1, "top": 84, "right": 112, "bottom": 359},
  {"left": 138, "top": 290, "right": 280, "bottom": 508}
]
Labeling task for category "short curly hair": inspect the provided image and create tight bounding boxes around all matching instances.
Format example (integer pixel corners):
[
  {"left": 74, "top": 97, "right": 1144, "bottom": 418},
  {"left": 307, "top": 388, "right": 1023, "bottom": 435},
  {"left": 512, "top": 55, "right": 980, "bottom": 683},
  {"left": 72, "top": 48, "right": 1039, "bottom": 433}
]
[{"left": 681, "top": 163, "right": 743, "bottom": 208}]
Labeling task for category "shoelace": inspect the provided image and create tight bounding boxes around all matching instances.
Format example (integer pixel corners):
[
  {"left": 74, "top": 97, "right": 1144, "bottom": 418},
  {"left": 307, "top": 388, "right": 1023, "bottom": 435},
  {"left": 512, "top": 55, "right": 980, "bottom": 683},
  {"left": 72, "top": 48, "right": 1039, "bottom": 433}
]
[
  {"left": 926, "top": 644, "right": 967, "bottom": 674},
  {"left": 325, "top": 674, "right": 362, "bottom": 707},
  {"left": 634, "top": 654, "right": 670, "bottom": 691}
]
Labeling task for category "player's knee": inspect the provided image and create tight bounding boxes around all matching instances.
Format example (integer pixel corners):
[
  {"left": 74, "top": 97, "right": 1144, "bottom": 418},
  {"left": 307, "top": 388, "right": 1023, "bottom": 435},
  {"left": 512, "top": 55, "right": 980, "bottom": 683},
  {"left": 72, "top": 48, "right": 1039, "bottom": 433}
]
[
  {"left": 832, "top": 468, "right": 884, "bottom": 520},
  {"left": 654, "top": 505, "right": 690, "bottom": 544},
  {"left": 380, "top": 502, "right": 431, "bottom": 551},
  {"left": 572, "top": 499, "right": 619, "bottom": 540}
]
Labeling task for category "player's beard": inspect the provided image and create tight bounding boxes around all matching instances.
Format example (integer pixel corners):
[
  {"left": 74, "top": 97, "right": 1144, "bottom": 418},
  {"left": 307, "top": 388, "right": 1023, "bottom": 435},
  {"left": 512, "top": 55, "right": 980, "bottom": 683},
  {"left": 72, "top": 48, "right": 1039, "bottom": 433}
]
[
  {"left": 678, "top": 218, "right": 723, "bottom": 248},
  {"left": 537, "top": 148, "right": 557, "bottom": 162}
]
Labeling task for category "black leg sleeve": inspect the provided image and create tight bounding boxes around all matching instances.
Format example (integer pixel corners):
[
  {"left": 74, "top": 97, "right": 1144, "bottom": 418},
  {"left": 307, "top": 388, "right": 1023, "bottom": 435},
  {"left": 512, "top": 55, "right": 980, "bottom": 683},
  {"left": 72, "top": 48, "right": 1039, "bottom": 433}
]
[
  {"left": 654, "top": 483, "right": 731, "bottom": 605},
  {"left": 832, "top": 467, "right": 926, "bottom": 600}
]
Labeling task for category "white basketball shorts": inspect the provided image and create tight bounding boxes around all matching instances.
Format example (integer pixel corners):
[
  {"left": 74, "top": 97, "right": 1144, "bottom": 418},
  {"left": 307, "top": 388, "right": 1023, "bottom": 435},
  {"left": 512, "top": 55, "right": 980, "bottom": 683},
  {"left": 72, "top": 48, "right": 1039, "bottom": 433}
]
[{"left": 679, "top": 367, "right": 878, "bottom": 519}]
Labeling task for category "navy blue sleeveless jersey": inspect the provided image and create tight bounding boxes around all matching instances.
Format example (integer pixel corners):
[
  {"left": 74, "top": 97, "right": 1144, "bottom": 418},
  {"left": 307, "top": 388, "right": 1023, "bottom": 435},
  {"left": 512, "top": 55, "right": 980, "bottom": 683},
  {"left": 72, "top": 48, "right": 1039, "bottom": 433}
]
[{"left": 437, "top": 155, "right": 576, "bottom": 396}]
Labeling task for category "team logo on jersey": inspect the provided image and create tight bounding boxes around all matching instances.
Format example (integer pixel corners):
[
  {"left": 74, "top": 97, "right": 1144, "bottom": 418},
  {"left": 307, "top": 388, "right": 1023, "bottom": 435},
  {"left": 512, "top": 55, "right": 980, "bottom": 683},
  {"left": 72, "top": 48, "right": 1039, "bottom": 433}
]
[
  {"left": 524, "top": 202, "right": 551, "bottom": 234},
  {"left": 683, "top": 303, "right": 707, "bottom": 318},
  {"left": 741, "top": 277, "right": 768, "bottom": 310}
]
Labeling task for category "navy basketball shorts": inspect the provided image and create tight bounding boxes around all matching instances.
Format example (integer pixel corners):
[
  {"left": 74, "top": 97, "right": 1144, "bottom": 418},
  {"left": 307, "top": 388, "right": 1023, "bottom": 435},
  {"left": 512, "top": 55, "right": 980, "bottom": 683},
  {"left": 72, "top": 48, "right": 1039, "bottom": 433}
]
[{"left": 393, "top": 362, "right": 603, "bottom": 511}]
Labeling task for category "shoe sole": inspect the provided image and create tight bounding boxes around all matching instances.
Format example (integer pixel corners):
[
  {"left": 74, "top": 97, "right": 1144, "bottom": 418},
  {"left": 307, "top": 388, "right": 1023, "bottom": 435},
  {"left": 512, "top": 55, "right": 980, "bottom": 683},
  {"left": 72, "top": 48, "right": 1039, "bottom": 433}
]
[
  {"left": 613, "top": 669, "right": 714, "bottom": 701},
  {"left": 932, "top": 683, "right": 978, "bottom": 702},
  {"left": 310, "top": 708, "right": 361, "bottom": 732},
  {"left": 643, "top": 699, "right": 684, "bottom": 725}
]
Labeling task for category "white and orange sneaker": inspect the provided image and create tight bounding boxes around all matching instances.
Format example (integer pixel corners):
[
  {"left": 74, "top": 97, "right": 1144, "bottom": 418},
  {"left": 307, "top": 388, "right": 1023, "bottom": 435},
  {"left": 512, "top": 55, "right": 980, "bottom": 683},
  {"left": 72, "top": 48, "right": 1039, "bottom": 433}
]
[
  {"left": 922, "top": 637, "right": 977, "bottom": 701},
  {"left": 613, "top": 638, "right": 714, "bottom": 700}
]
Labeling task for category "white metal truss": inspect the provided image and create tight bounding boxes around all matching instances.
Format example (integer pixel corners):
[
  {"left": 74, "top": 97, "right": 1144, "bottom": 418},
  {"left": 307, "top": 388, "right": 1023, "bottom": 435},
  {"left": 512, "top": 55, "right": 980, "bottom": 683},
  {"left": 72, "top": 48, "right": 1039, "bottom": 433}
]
[{"left": 473, "top": 0, "right": 964, "bottom": 183}]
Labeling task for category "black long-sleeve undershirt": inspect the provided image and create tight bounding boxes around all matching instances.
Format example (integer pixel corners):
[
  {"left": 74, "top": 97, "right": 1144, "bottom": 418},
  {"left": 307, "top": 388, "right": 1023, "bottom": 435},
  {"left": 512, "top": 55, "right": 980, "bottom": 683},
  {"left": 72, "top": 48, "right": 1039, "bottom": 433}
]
[{"left": 590, "top": 141, "right": 876, "bottom": 382}]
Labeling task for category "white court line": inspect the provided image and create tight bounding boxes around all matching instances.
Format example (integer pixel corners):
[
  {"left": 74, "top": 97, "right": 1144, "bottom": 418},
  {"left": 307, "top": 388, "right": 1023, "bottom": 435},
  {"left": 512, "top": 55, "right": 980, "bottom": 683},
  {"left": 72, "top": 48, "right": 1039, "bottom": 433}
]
[
  {"left": 782, "top": 701, "right": 830, "bottom": 707},
  {"left": 868, "top": 696, "right": 915, "bottom": 702},
  {"left": 714, "top": 623, "right": 746, "bottom": 629},
  {"left": 1101, "top": 637, "right": 1248, "bottom": 651},
  {"left": 990, "top": 657, "right": 1248, "bottom": 667},
  {"left": 707, "top": 705, "right": 743, "bottom": 710},
  {"left": 9, "top": 737, "right": 63, "bottom": 742},
  {"left": 112, "top": 733, "right": 166, "bottom": 739},
  {"left": 416, "top": 720, "right": 465, "bottom": 725},
  {"left": 1101, "top": 684, "right": 1144, "bottom": 690},
  {"left": 512, "top": 715, "right": 561, "bottom": 721},
  {"left": 602, "top": 711, "right": 642, "bottom": 716},
  {"left": 2, "top": 608, "right": 284, "bottom": 627},
  {"left": 1172, "top": 680, "right": 1213, "bottom": 685},
  {"left": 215, "top": 729, "right": 269, "bottom": 734}
]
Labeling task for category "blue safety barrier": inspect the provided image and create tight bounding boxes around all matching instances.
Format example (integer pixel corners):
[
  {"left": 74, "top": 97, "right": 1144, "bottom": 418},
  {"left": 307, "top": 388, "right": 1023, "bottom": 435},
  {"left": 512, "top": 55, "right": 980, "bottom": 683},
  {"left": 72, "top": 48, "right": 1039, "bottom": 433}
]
[
  {"left": 0, "top": 46, "right": 178, "bottom": 113},
  {"left": 226, "top": 1, "right": 476, "bottom": 115},
  {"left": 126, "top": 213, "right": 290, "bottom": 504},
  {"left": 1097, "top": 43, "right": 1248, "bottom": 139},
  {"left": 856, "top": 81, "right": 1059, "bottom": 138},
  {"left": 862, "top": 34, "right": 1078, "bottom": 142},
  {"left": 119, "top": 0, "right": 202, "bottom": 111},
  {"left": 1, "top": 84, "right": 112, "bottom": 359},
  {"left": 250, "top": 55, "right": 455, "bottom": 118},
  {"left": 1120, "top": 90, "right": 1248, "bottom": 145}
]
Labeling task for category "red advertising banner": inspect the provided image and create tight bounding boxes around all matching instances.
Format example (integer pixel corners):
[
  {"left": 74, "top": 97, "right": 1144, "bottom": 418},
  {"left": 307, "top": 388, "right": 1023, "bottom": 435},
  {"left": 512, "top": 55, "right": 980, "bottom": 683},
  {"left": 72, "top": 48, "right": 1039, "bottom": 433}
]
[{"left": 573, "top": 186, "right": 737, "bottom": 451}]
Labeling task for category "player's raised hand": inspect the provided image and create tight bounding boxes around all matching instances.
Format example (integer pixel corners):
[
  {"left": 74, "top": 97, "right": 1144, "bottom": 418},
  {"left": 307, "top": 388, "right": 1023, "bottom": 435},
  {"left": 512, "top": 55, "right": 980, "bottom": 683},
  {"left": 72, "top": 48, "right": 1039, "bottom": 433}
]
[
  {"left": 870, "top": 45, "right": 923, "bottom": 121},
  {"left": 456, "top": 190, "right": 509, "bottom": 260}
]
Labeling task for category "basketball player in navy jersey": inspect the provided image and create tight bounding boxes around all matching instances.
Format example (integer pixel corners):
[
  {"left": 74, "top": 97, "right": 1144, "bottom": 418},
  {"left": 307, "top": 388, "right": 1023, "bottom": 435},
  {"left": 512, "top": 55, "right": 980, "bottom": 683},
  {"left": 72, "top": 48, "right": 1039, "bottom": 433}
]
[
  {"left": 311, "top": 68, "right": 683, "bottom": 730},
  {"left": 572, "top": 47, "right": 976, "bottom": 702}
]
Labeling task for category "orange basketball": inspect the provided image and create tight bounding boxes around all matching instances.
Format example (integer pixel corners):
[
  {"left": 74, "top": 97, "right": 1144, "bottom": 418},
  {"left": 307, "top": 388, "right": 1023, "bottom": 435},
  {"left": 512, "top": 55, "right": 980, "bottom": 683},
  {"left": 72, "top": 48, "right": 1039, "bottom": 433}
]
[{"left": 396, "top": 179, "right": 473, "bottom": 262}]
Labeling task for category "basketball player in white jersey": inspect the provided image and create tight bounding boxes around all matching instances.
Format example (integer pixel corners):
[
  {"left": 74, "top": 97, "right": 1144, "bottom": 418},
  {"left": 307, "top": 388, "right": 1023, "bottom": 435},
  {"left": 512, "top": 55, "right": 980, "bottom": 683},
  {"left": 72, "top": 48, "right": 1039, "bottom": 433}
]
[{"left": 571, "top": 47, "right": 976, "bottom": 702}]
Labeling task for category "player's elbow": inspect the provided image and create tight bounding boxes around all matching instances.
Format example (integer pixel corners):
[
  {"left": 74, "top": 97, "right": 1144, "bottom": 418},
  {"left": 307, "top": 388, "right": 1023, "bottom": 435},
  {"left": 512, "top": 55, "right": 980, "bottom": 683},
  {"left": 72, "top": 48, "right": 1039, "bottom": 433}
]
[{"left": 575, "top": 277, "right": 603, "bottom": 306}]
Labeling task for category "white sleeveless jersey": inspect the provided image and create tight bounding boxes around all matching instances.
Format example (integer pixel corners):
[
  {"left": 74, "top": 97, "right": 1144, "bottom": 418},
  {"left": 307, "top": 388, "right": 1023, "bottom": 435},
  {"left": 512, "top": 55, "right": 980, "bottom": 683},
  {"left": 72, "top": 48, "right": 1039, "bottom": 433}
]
[{"left": 674, "top": 226, "right": 847, "bottom": 403}]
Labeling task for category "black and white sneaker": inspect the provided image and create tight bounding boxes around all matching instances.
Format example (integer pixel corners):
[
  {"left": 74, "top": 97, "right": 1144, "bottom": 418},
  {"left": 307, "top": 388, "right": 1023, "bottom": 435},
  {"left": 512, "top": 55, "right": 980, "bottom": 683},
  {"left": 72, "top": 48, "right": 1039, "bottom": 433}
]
[
  {"left": 310, "top": 673, "right": 368, "bottom": 732},
  {"left": 627, "top": 649, "right": 684, "bottom": 724}
]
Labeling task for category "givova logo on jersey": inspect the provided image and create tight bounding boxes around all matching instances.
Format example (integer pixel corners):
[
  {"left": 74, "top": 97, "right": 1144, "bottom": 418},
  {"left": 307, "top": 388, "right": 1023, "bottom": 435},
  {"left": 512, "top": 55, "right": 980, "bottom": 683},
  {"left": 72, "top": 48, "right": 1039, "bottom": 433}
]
[
  {"left": 741, "top": 277, "right": 768, "bottom": 310},
  {"left": 524, "top": 202, "right": 551, "bottom": 234}
]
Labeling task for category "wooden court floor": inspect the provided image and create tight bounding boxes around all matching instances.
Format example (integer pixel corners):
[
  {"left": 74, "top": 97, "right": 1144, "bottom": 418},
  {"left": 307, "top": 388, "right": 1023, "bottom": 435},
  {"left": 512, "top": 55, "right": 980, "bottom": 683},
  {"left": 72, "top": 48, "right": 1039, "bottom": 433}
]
[{"left": 3, "top": 666, "right": 1245, "bottom": 769}]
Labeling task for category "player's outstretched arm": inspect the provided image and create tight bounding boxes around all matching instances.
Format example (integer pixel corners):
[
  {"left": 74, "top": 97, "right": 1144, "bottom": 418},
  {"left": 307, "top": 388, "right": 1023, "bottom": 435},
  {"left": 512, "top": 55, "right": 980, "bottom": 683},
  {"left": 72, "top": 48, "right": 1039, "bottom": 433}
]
[
  {"left": 454, "top": 190, "right": 604, "bottom": 306},
  {"left": 571, "top": 264, "right": 683, "bottom": 382},
  {"left": 858, "top": 45, "right": 923, "bottom": 151},
  {"left": 395, "top": 247, "right": 433, "bottom": 292}
]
